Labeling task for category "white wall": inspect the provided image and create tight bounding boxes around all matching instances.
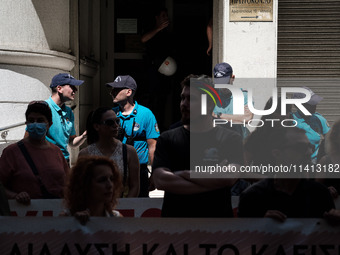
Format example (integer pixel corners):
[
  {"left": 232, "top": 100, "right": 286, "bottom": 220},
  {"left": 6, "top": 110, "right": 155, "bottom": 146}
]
[
  {"left": 220, "top": 0, "right": 278, "bottom": 78},
  {"left": 0, "top": 0, "right": 77, "bottom": 151},
  {"left": 215, "top": 0, "right": 278, "bottom": 125},
  {"left": 0, "top": 0, "right": 70, "bottom": 52},
  {"left": 0, "top": 67, "right": 62, "bottom": 143}
]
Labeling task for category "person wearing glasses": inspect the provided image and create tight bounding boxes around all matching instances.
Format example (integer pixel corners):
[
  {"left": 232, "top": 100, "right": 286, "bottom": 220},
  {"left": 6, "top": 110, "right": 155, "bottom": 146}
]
[
  {"left": 106, "top": 75, "right": 160, "bottom": 197},
  {"left": 78, "top": 107, "right": 140, "bottom": 197},
  {"left": 45, "top": 73, "right": 87, "bottom": 163},
  {"left": 0, "top": 101, "right": 69, "bottom": 204}
]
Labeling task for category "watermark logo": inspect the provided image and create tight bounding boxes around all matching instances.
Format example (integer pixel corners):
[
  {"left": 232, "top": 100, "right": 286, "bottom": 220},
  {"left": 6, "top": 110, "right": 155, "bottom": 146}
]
[
  {"left": 198, "top": 83, "right": 222, "bottom": 115},
  {"left": 201, "top": 84, "right": 312, "bottom": 116}
]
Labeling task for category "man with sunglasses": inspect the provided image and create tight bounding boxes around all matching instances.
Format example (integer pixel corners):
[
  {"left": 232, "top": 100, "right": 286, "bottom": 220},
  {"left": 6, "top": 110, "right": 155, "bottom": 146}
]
[
  {"left": 106, "top": 75, "right": 160, "bottom": 197},
  {"left": 45, "top": 73, "right": 87, "bottom": 162}
]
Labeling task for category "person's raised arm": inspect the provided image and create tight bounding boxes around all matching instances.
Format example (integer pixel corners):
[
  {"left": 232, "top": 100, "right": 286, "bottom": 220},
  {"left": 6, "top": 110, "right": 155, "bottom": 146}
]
[
  {"left": 69, "top": 130, "right": 87, "bottom": 147},
  {"left": 141, "top": 16, "right": 169, "bottom": 43},
  {"left": 206, "top": 18, "right": 213, "bottom": 56}
]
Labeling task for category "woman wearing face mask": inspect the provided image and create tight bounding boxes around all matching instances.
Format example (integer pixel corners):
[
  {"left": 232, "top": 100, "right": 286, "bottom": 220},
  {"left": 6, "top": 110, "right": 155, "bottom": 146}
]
[{"left": 0, "top": 101, "right": 69, "bottom": 205}]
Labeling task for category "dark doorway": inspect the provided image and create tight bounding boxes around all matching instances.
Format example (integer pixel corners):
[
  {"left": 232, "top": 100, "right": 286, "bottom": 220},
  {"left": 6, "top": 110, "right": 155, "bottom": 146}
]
[
  {"left": 113, "top": 0, "right": 212, "bottom": 131},
  {"left": 173, "top": 0, "right": 213, "bottom": 78}
]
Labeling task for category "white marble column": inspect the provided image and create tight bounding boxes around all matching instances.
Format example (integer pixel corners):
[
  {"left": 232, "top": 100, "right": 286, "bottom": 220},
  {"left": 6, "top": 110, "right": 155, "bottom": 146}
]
[{"left": 0, "top": 0, "right": 78, "bottom": 148}]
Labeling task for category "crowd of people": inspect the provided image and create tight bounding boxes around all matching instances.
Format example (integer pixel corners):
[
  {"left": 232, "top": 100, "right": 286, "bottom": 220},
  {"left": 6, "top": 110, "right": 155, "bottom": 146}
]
[{"left": 0, "top": 61, "right": 340, "bottom": 226}]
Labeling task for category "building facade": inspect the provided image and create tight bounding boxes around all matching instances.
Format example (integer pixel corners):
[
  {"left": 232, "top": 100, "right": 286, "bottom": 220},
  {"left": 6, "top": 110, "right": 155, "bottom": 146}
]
[{"left": 1, "top": 0, "right": 339, "bottom": 161}]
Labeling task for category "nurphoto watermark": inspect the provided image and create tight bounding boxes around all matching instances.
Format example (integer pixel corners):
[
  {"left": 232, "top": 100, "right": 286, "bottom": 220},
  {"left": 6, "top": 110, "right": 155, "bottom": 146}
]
[{"left": 189, "top": 77, "right": 334, "bottom": 179}]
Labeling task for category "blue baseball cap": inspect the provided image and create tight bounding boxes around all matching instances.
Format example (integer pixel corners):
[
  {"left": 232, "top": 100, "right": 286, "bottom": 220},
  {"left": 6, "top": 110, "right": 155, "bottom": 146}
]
[
  {"left": 106, "top": 75, "right": 137, "bottom": 91},
  {"left": 292, "top": 87, "right": 323, "bottom": 105},
  {"left": 213, "top": 62, "right": 233, "bottom": 84},
  {"left": 50, "top": 73, "right": 84, "bottom": 88}
]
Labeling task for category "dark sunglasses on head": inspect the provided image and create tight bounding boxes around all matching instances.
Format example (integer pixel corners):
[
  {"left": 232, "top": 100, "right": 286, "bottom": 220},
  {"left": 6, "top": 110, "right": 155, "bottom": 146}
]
[
  {"left": 102, "top": 118, "right": 120, "bottom": 126},
  {"left": 29, "top": 100, "right": 48, "bottom": 106}
]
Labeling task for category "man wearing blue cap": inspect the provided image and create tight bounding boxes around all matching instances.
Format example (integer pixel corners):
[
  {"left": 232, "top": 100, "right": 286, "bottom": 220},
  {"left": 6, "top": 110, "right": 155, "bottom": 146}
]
[
  {"left": 213, "top": 62, "right": 253, "bottom": 139},
  {"left": 45, "top": 73, "right": 87, "bottom": 162},
  {"left": 291, "top": 87, "right": 330, "bottom": 163},
  {"left": 107, "top": 75, "right": 160, "bottom": 197}
]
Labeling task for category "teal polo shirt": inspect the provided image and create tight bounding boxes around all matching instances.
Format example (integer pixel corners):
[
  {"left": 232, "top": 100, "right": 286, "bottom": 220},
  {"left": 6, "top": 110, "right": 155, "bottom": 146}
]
[
  {"left": 213, "top": 89, "right": 248, "bottom": 115},
  {"left": 45, "top": 97, "right": 76, "bottom": 159},
  {"left": 293, "top": 111, "right": 330, "bottom": 163},
  {"left": 113, "top": 101, "right": 160, "bottom": 164},
  {"left": 213, "top": 89, "right": 250, "bottom": 138}
]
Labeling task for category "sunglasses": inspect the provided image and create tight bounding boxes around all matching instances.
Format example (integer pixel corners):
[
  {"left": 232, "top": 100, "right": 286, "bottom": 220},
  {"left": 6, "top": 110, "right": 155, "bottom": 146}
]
[
  {"left": 101, "top": 118, "right": 120, "bottom": 127},
  {"left": 109, "top": 87, "right": 128, "bottom": 95},
  {"left": 29, "top": 100, "right": 48, "bottom": 106}
]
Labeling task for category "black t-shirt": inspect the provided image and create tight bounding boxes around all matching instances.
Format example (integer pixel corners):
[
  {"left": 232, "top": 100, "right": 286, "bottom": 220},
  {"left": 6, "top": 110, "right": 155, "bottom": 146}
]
[
  {"left": 152, "top": 126, "right": 244, "bottom": 217},
  {"left": 238, "top": 179, "right": 335, "bottom": 218},
  {"left": 190, "top": 126, "right": 244, "bottom": 168}
]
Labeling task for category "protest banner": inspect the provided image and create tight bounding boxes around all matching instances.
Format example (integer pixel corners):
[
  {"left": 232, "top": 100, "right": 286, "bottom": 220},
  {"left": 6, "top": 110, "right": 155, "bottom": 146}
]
[
  {"left": 8, "top": 197, "right": 339, "bottom": 218},
  {"left": 0, "top": 217, "right": 339, "bottom": 255},
  {"left": 8, "top": 198, "right": 163, "bottom": 218}
]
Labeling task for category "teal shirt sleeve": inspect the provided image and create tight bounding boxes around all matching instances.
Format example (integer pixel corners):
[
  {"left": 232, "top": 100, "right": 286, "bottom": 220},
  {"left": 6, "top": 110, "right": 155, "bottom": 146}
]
[
  {"left": 293, "top": 113, "right": 321, "bottom": 161},
  {"left": 67, "top": 107, "right": 76, "bottom": 137},
  {"left": 243, "top": 91, "right": 248, "bottom": 106},
  {"left": 314, "top": 113, "right": 330, "bottom": 135},
  {"left": 144, "top": 109, "right": 160, "bottom": 139}
]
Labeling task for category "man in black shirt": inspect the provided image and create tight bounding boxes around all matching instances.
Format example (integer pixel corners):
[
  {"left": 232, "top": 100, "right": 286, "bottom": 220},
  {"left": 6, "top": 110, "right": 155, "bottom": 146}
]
[{"left": 152, "top": 75, "right": 244, "bottom": 217}]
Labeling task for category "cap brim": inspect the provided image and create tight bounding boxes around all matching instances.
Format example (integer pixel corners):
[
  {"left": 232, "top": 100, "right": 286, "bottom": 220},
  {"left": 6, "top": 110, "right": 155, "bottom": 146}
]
[
  {"left": 69, "top": 79, "right": 84, "bottom": 86},
  {"left": 106, "top": 82, "right": 124, "bottom": 88},
  {"left": 308, "top": 94, "right": 323, "bottom": 105},
  {"left": 106, "top": 82, "right": 114, "bottom": 88},
  {"left": 106, "top": 83, "right": 136, "bottom": 90},
  {"left": 214, "top": 77, "right": 231, "bottom": 84}
]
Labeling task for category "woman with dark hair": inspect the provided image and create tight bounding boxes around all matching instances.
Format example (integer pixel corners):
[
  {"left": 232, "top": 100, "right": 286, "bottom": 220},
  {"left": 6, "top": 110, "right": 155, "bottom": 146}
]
[
  {"left": 62, "top": 156, "right": 122, "bottom": 224},
  {"left": 0, "top": 101, "right": 69, "bottom": 204},
  {"left": 79, "top": 107, "right": 140, "bottom": 197}
]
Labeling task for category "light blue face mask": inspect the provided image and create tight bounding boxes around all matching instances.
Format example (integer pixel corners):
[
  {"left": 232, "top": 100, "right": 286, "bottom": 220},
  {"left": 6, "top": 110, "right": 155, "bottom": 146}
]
[{"left": 26, "top": 123, "right": 47, "bottom": 139}]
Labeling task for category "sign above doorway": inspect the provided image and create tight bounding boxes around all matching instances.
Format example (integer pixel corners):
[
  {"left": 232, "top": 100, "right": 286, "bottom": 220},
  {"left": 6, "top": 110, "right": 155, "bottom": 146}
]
[{"left": 229, "top": 0, "right": 273, "bottom": 22}]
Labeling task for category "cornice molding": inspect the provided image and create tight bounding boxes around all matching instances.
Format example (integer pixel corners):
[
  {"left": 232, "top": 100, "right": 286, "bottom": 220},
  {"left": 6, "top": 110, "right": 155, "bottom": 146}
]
[
  {"left": 0, "top": 48, "right": 76, "bottom": 71},
  {"left": 80, "top": 58, "right": 98, "bottom": 78}
]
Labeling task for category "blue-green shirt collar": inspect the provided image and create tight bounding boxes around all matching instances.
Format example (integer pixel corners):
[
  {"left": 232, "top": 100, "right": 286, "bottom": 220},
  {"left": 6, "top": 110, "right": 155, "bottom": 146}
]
[{"left": 117, "top": 101, "right": 139, "bottom": 119}]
